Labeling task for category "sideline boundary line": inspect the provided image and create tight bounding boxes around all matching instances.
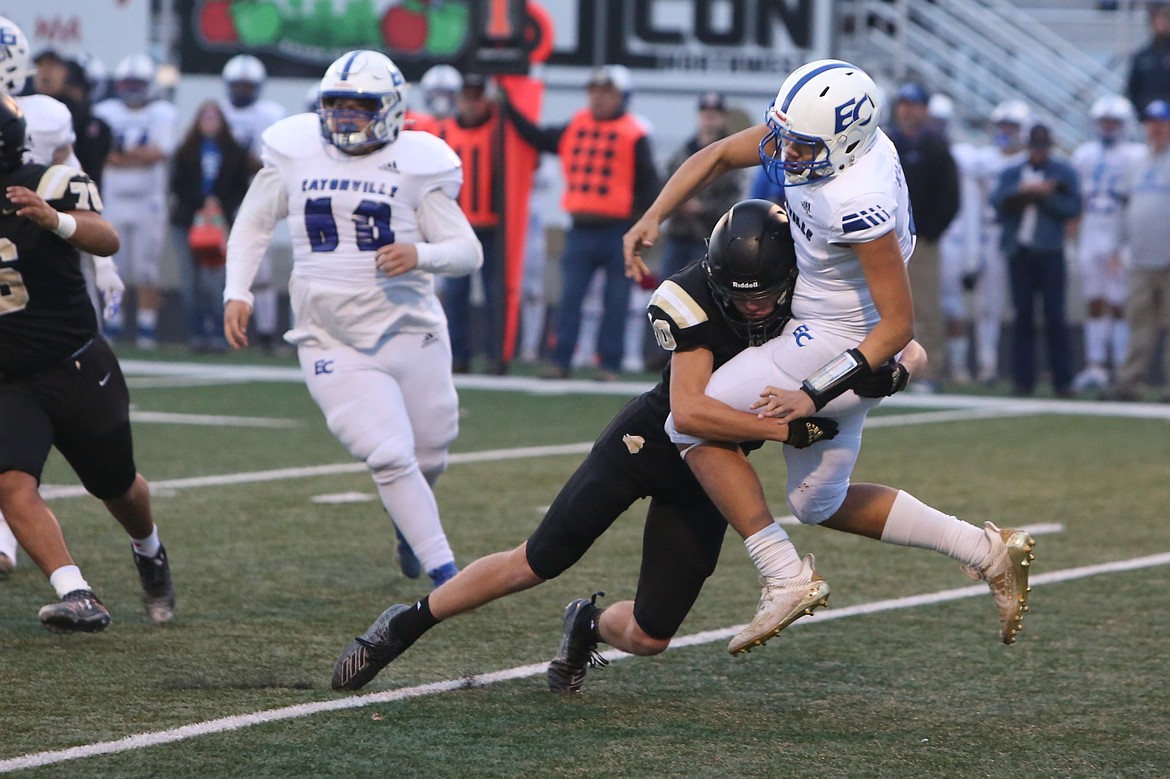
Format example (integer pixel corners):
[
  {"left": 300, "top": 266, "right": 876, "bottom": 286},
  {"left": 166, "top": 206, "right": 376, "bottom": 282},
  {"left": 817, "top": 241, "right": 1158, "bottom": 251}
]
[{"left": 2, "top": 552, "right": 1168, "bottom": 774}]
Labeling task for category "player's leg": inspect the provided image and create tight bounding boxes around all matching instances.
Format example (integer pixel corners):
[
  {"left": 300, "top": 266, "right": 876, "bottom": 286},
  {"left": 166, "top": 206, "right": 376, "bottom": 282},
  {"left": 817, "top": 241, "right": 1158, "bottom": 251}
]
[
  {"left": 250, "top": 251, "right": 280, "bottom": 351},
  {"left": 975, "top": 243, "right": 1008, "bottom": 384},
  {"left": 131, "top": 201, "right": 166, "bottom": 349},
  {"left": 0, "top": 382, "right": 109, "bottom": 632},
  {"left": 332, "top": 399, "right": 651, "bottom": 691},
  {"left": 52, "top": 339, "right": 174, "bottom": 623},
  {"left": 442, "top": 273, "right": 473, "bottom": 372},
  {"left": 939, "top": 232, "right": 972, "bottom": 384},
  {"left": 298, "top": 339, "right": 456, "bottom": 585},
  {"left": 548, "top": 227, "right": 601, "bottom": 377},
  {"left": 597, "top": 225, "right": 633, "bottom": 376}
]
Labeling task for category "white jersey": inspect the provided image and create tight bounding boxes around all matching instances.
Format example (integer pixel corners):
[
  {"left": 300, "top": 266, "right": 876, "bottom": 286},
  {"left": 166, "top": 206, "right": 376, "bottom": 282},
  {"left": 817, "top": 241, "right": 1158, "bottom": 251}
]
[
  {"left": 92, "top": 97, "right": 177, "bottom": 200},
  {"left": 940, "top": 141, "right": 986, "bottom": 272},
  {"left": 220, "top": 97, "right": 286, "bottom": 156},
  {"left": 226, "top": 113, "right": 482, "bottom": 349},
  {"left": 1072, "top": 138, "right": 1145, "bottom": 258},
  {"left": 15, "top": 94, "right": 75, "bottom": 167},
  {"left": 783, "top": 130, "right": 915, "bottom": 337}
]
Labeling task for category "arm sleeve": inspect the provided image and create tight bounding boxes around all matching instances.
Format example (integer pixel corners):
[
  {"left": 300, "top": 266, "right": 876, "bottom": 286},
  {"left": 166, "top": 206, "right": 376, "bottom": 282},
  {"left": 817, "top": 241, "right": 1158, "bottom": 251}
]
[
  {"left": 224, "top": 164, "right": 288, "bottom": 304},
  {"left": 504, "top": 103, "right": 564, "bottom": 153},
  {"left": 632, "top": 135, "right": 661, "bottom": 216},
  {"left": 414, "top": 188, "right": 484, "bottom": 277}
]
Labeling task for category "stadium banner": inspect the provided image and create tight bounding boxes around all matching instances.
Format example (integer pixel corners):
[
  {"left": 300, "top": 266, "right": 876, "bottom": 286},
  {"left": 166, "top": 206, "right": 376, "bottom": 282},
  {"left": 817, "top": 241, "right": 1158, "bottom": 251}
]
[
  {"left": 177, "top": 0, "right": 829, "bottom": 89},
  {"left": 2, "top": 0, "right": 151, "bottom": 73}
]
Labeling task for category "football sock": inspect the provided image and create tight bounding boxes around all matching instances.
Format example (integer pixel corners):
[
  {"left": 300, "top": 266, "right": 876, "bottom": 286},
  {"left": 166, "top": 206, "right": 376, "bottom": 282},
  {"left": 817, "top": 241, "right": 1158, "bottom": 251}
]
[
  {"left": 394, "top": 596, "right": 439, "bottom": 647},
  {"left": 0, "top": 515, "right": 18, "bottom": 562},
  {"left": 130, "top": 526, "right": 161, "bottom": 558},
  {"left": 744, "top": 523, "right": 804, "bottom": 580},
  {"left": 137, "top": 308, "right": 158, "bottom": 333},
  {"left": 880, "top": 490, "right": 991, "bottom": 567},
  {"left": 1110, "top": 319, "right": 1128, "bottom": 368},
  {"left": 49, "top": 565, "right": 91, "bottom": 598},
  {"left": 373, "top": 468, "right": 454, "bottom": 572},
  {"left": 1084, "top": 317, "right": 1109, "bottom": 367}
]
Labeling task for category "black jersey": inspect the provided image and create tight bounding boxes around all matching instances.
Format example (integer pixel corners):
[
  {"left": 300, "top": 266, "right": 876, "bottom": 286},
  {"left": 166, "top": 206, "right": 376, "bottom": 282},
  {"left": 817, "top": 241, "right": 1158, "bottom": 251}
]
[
  {"left": 0, "top": 163, "right": 104, "bottom": 376},
  {"left": 644, "top": 259, "right": 773, "bottom": 418}
]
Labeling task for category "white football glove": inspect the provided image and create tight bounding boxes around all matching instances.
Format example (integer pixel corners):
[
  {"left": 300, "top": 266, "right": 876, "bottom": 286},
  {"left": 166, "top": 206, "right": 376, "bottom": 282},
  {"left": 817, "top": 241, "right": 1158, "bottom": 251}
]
[{"left": 92, "top": 255, "right": 125, "bottom": 321}]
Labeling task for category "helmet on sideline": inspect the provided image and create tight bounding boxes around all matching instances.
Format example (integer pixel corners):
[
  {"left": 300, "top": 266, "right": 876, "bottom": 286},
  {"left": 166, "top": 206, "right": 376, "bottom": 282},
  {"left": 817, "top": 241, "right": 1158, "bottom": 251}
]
[
  {"left": 760, "top": 59, "right": 880, "bottom": 186},
  {"left": 0, "top": 92, "right": 26, "bottom": 173},
  {"left": 0, "top": 16, "right": 32, "bottom": 95},
  {"left": 419, "top": 63, "right": 461, "bottom": 119},
  {"left": 223, "top": 54, "right": 267, "bottom": 108},
  {"left": 703, "top": 199, "right": 799, "bottom": 346},
  {"left": 318, "top": 50, "right": 407, "bottom": 153},
  {"left": 113, "top": 54, "right": 156, "bottom": 107}
]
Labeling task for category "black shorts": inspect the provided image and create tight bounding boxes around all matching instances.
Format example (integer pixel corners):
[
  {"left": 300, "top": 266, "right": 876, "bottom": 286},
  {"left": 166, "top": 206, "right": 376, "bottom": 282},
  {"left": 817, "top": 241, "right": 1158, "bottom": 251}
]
[
  {"left": 525, "top": 394, "right": 728, "bottom": 640},
  {"left": 0, "top": 338, "right": 137, "bottom": 499}
]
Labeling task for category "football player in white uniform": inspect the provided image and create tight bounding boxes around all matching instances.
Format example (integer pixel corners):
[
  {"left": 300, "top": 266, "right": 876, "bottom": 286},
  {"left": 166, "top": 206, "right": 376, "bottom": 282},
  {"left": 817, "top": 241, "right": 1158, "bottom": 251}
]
[
  {"left": 930, "top": 94, "right": 989, "bottom": 385},
  {"left": 625, "top": 60, "right": 1036, "bottom": 653},
  {"left": 966, "top": 100, "right": 1031, "bottom": 385},
  {"left": 1070, "top": 95, "right": 1145, "bottom": 391},
  {"left": 0, "top": 16, "right": 124, "bottom": 578},
  {"left": 224, "top": 50, "right": 482, "bottom": 588},
  {"left": 94, "top": 54, "right": 178, "bottom": 348},
  {"left": 219, "top": 54, "right": 287, "bottom": 351}
]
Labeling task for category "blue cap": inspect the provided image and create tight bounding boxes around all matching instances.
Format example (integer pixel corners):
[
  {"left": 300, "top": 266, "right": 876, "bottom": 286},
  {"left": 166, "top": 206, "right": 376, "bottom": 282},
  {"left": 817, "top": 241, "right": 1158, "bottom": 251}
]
[
  {"left": 1144, "top": 99, "right": 1170, "bottom": 121},
  {"left": 895, "top": 82, "right": 929, "bottom": 105}
]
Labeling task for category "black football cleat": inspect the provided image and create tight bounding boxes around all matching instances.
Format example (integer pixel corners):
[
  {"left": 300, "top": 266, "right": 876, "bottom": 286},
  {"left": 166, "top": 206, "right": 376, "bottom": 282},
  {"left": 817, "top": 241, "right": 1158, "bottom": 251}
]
[
  {"left": 38, "top": 589, "right": 111, "bottom": 633},
  {"left": 547, "top": 591, "right": 608, "bottom": 694},
  {"left": 134, "top": 545, "right": 175, "bottom": 624},
  {"left": 332, "top": 603, "right": 410, "bottom": 691}
]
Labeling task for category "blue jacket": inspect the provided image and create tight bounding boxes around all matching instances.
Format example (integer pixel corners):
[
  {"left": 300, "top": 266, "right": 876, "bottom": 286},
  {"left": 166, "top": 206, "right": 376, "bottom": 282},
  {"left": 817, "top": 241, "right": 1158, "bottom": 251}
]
[{"left": 991, "top": 157, "right": 1081, "bottom": 255}]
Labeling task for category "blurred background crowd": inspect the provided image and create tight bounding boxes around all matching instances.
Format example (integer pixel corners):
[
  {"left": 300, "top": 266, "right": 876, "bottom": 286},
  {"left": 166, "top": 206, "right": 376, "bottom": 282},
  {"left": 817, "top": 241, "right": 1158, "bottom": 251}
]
[{"left": 5, "top": 0, "right": 1170, "bottom": 402}]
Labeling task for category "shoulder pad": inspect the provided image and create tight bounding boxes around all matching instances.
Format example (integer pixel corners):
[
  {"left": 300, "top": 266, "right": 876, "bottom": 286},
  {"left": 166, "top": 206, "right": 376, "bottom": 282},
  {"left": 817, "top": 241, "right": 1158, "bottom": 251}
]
[
  {"left": 393, "top": 131, "right": 462, "bottom": 176},
  {"left": 19, "top": 94, "right": 72, "bottom": 126},
  {"left": 260, "top": 113, "right": 322, "bottom": 159},
  {"left": 648, "top": 278, "right": 709, "bottom": 331},
  {"left": 37, "top": 164, "right": 98, "bottom": 211}
]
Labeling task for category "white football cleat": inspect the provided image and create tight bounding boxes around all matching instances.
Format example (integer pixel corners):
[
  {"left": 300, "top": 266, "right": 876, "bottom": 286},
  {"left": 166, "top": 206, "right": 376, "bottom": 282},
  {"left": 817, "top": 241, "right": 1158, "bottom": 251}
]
[{"left": 729, "top": 554, "right": 830, "bottom": 655}]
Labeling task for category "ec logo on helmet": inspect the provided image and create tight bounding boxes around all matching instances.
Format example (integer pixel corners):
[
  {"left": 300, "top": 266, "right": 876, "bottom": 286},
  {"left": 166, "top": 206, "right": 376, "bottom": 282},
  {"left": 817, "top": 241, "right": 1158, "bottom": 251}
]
[{"left": 834, "top": 95, "right": 875, "bottom": 134}]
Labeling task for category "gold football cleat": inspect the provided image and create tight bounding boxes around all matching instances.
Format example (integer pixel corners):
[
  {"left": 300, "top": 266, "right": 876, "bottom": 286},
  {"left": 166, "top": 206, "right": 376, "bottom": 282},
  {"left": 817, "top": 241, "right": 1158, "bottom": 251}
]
[
  {"left": 964, "top": 522, "right": 1036, "bottom": 644},
  {"left": 729, "top": 554, "right": 830, "bottom": 655}
]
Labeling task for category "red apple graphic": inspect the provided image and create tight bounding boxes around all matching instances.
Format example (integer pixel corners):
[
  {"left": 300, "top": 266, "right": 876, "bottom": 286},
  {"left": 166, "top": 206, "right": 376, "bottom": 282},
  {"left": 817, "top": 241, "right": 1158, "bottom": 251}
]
[{"left": 383, "top": 3, "right": 428, "bottom": 52}]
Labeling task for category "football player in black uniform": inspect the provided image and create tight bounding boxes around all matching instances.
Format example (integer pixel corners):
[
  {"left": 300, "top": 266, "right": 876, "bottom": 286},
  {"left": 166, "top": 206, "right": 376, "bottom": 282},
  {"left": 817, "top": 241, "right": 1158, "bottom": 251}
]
[
  {"left": 330, "top": 199, "right": 893, "bottom": 693},
  {"left": 0, "top": 94, "right": 174, "bottom": 632}
]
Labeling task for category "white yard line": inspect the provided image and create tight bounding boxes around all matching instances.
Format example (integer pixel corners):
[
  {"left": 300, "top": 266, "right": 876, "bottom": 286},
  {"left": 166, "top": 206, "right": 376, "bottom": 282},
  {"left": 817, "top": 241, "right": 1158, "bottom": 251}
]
[
  {"left": 2, "top": 551, "right": 1167, "bottom": 774},
  {"left": 119, "top": 360, "right": 1170, "bottom": 420},
  {"left": 129, "top": 411, "right": 298, "bottom": 428}
]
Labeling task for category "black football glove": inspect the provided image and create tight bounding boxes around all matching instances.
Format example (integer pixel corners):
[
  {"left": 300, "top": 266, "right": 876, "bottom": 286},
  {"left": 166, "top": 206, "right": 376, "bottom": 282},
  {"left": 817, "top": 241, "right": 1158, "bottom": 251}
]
[
  {"left": 784, "top": 416, "right": 839, "bottom": 449},
  {"left": 852, "top": 360, "right": 910, "bottom": 398}
]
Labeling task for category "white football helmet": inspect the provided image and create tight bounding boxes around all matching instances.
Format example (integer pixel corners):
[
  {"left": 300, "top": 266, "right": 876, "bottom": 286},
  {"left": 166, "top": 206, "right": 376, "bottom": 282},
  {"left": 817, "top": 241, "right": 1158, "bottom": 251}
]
[
  {"left": 760, "top": 59, "right": 880, "bottom": 186},
  {"left": 419, "top": 63, "right": 461, "bottom": 119},
  {"left": 318, "top": 50, "right": 407, "bottom": 153},
  {"left": 989, "top": 99, "right": 1031, "bottom": 127},
  {"left": 1090, "top": 94, "right": 1133, "bottom": 122},
  {"left": 113, "top": 54, "right": 156, "bottom": 107},
  {"left": 223, "top": 53, "right": 266, "bottom": 108},
  {"left": 0, "top": 16, "right": 32, "bottom": 95},
  {"left": 928, "top": 93, "right": 954, "bottom": 123}
]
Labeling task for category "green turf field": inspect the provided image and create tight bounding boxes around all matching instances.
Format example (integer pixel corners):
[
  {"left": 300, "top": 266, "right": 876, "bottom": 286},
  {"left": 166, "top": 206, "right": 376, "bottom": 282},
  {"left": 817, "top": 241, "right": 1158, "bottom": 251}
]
[{"left": 1, "top": 355, "right": 1168, "bottom": 778}]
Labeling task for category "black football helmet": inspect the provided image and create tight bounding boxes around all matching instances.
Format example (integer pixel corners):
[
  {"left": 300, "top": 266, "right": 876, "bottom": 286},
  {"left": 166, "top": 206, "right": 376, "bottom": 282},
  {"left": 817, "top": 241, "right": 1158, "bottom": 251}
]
[
  {"left": 702, "top": 198, "right": 798, "bottom": 346},
  {"left": 0, "top": 92, "right": 25, "bottom": 174}
]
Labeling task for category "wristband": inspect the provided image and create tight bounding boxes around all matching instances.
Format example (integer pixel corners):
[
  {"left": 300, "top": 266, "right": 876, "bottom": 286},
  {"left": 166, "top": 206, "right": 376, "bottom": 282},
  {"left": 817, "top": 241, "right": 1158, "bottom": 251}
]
[
  {"left": 52, "top": 212, "right": 77, "bottom": 239},
  {"left": 800, "top": 348, "right": 872, "bottom": 410}
]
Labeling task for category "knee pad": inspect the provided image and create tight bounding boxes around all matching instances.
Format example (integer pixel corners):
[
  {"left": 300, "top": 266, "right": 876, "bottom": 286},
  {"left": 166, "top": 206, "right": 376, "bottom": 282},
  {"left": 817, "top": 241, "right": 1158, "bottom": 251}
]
[
  {"left": 367, "top": 439, "right": 418, "bottom": 486},
  {"left": 416, "top": 447, "right": 448, "bottom": 485},
  {"left": 787, "top": 483, "right": 848, "bottom": 526}
]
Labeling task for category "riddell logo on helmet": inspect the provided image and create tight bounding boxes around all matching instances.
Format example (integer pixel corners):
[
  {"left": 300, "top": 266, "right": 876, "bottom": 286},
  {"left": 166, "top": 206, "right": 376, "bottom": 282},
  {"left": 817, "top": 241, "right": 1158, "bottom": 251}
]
[{"left": 732, "top": 281, "right": 760, "bottom": 289}]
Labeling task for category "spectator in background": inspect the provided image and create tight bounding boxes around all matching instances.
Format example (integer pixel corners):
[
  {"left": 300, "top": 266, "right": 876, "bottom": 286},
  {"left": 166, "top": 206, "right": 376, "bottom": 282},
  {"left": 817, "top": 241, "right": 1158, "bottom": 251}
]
[
  {"left": 886, "top": 82, "right": 959, "bottom": 391},
  {"left": 1070, "top": 95, "right": 1145, "bottom": 391},
  {"left": 57, "top": 58, "right": 113, "bottom": 192},
  {"left": 169, "top": 100, "right": 251, "bottom": 352},
  {"left": 1126, "top": 3, "right": 1170, "bottom": 113},
  {"left": 438, "top": 73, "right": 504, "bottom": 374},
  {"left": 748, "top": 165, "right": 785, "bottom": 205},
  {"left": 1104, "top": 99, "right": 1170, "bottom": 402},
  {"left": 219, "top": 55, "right": 286, "bottom": 353},
  {"left": 991, "top": 124, "right": 1081, "bottom": 397},
  {"left": 94, "top": 54, "right": 178, "bottom": 349},
  {"left": 659, "top": 92, "right": 743, "bottom": 277},
  {"left": 506, "top": 65, "right": 660, "bottom": 381}
]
